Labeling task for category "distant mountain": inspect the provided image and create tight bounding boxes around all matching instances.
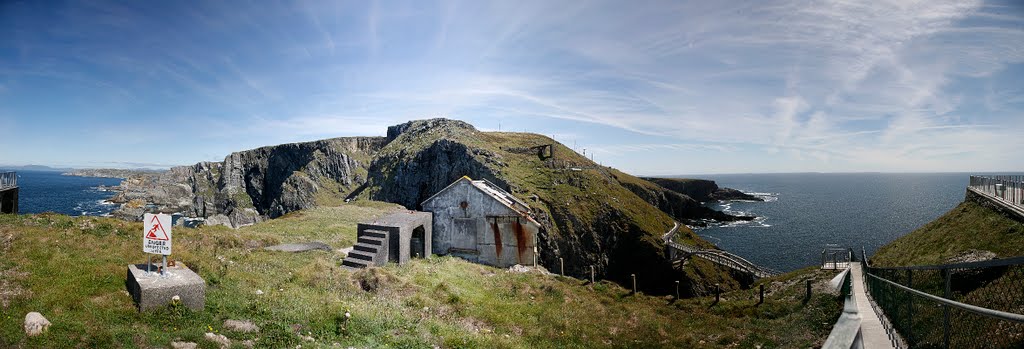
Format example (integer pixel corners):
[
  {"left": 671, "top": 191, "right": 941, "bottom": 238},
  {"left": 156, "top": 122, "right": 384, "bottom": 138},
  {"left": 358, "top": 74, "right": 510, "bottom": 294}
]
[
  {"left": 63, "top": 168, "right": 165, "bottom": 179},
  {"left": 0, "top": 165, "right": 75, "bottom": 172}
]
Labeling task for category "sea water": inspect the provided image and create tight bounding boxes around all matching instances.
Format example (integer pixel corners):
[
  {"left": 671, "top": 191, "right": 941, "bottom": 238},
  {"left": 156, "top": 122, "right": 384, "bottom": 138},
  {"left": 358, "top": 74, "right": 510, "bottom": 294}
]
[
  {"left": 692, "top": 173, "right": 974, "bottom": 272},
  {"left": 4, "top": 170, "right": 122, "bottom": 216}
]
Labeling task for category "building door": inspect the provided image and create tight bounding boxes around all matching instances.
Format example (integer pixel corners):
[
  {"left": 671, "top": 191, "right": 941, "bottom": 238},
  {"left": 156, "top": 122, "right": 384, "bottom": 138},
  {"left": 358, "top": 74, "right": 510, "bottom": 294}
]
[{"left": 451, "top": 218, "right": 478, "bottom": 255}]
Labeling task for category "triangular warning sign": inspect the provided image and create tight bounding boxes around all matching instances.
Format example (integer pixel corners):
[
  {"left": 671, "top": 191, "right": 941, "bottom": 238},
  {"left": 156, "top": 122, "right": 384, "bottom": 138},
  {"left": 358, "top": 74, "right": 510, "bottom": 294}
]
[{"left": 146, "top": 215, "right": 170, "bottom": 241}]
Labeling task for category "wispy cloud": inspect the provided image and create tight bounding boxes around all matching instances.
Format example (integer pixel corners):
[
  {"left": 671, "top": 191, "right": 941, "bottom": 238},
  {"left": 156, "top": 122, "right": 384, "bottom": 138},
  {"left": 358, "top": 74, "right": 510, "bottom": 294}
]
[{"left": 0, "top": 0, "right": 1021, "bottom": 172}]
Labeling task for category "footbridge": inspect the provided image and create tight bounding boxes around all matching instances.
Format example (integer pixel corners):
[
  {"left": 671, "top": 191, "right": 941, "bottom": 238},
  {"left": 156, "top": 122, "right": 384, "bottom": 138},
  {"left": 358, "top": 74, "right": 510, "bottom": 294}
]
[
  {"left": 0, "top": 171, "right": 17, "bottom": 214},
  {"left": 663, "top": 222, "right": 781, "bottom": 279},
  {"left": 823, "top": 246, "right": 1024, "bottom": 349}
]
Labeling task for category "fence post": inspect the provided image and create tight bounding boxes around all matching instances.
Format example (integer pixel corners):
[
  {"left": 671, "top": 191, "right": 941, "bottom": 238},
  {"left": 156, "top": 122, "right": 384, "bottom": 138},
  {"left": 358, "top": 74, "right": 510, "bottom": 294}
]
[
  {"left": 805, "top": 279, "right": 811, "bottom": 302},
  {"left": 675, "top": 280, "right": 680, "bottom": 300},
  {"left": 715, "top": 283, "right": 720, "bottom": 303},
  {"left": 559, "top": 258, "right": 564, "bottom": 276},
  {"left": 758, "top": 284, "right": 764, "bottom": 305},
  {"left": 631, "top": 274, "right": 637, "bottom": 294},
  {"left": 943, "top": 268, "right": 951, "bottom": 349},
  {"left": 907, "top": 269, "right": 914, "bottom": 347},
  {"left": 590, "top": 265, "right": 595, "bottom": 284}
]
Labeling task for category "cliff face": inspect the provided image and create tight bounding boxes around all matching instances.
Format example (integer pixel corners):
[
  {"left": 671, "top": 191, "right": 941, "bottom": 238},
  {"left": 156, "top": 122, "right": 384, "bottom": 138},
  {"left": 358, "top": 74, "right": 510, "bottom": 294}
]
[
  {"left": 616, "top": 173, "right": 754, "bottom": 226},
  {"left": 110, "top": 137, "right": 385, "bottom": 227},
  {"left": 642, "top": 177, "right": 763, "bottom": 202}
]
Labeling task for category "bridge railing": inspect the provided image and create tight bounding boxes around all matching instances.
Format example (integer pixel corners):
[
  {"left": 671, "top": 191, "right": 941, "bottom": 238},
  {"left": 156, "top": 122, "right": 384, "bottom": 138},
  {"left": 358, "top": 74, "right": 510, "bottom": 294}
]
[
  {"left": 864, "top": 254, "right": 1024, "bottom": 348},
  {"left": 0, "top": 171, "right": 15, "bottom": 189},
  {"left": 969, "top": 175, "right": 1024, "bottom": 210}
]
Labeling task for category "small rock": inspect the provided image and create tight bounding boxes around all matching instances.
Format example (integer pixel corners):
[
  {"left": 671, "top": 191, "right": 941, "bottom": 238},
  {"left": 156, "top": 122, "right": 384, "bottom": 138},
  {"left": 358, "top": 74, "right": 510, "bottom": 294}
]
[
  {"left": 171, "top": 342, "right": 198, "bottom": 349},
  {"left": 172, "top": 295, "right": 181, "bottom": 303},
  {"left": 204, "top": 332, "right": 231, "bottom": 348},
  {"left": 255, "top": 289, "right": 264, "bottom": 295},
  {"left": 242, "top": 339, "right": 256, "bottom": 348},
  {"left": 24, "top": 312, "right": 51, "bottom": 336},
  {"left": 300, "top": 334, "right": 315, "bottom": 342},
  {"left": 945, "top": 249, "right": 997, "bottom": 264},
  {"left": 508, "top": 264, "right": 532, "bottom": 273},
  {"left": 224, "top": 319, "right": 260, "bottom": 333}
]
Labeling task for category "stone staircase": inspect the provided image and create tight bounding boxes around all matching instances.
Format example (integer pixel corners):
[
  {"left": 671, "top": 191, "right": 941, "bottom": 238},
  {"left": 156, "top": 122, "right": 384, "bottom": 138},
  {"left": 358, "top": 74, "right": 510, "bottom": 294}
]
[{"left": 341, "top": 229, "right": 388, "bottom": 270}]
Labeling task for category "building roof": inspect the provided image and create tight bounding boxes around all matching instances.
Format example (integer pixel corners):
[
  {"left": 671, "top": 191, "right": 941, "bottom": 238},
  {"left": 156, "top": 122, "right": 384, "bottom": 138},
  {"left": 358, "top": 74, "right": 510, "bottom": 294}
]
[{"left": 422, "top": 176, "right": 541, "bottom": 226}]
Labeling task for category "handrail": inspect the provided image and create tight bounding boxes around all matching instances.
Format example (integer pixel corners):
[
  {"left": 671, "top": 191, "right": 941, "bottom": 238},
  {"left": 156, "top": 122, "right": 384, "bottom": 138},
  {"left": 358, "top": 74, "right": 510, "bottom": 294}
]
[
  {"left": 823, "top": 269, "right": 862, "bottom": 349},
  {"left": 969, "top": 175, "right": 1023, "bottom": 209},
  {"left": 663, "top": 221, "right": 780, "bottom": 278},
  {"left": 864, "top": 272, "right": 1024, "bottom": 324}
]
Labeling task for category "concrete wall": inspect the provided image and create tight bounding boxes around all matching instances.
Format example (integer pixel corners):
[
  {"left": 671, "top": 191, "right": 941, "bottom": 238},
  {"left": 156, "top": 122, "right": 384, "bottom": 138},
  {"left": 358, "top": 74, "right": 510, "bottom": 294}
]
[
  {"left": 0, "top": 188, "right": 17, "bottom": 214},
  {"left": 422, "top": 180, "right": 538, "bottom": 267}
]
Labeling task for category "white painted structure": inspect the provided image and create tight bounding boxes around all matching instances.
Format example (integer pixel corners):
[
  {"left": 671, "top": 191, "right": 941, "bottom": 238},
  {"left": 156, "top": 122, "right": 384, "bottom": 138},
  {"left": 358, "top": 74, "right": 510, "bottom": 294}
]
[{"left": 422, "top": 177, "right": 540, "bottom": 268}]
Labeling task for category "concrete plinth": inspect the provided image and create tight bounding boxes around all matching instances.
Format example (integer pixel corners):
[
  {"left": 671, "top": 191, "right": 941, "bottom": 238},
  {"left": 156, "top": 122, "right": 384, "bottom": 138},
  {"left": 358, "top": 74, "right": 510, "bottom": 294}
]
[{"left": 126, "top": 263, "right": 206, "bottom": 312}]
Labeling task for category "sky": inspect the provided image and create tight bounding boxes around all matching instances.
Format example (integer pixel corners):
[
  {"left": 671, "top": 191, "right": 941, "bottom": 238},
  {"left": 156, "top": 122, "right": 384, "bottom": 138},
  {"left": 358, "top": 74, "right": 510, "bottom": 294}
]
[{"left": 1, "top": 1, "right": 1022, "bottom": 175}]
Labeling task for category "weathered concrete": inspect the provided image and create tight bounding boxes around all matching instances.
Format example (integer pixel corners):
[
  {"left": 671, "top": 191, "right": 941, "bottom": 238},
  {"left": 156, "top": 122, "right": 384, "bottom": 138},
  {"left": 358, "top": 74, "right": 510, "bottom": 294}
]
[
  {"left": 422, "top": 177, "right": 540, "bottom": 268},
  {"left": 341, "top": 210, "right": 432, "bottom": 269},
  {"left": 126, "top": 263, "right": 206, "bottom": 311},
  {"left": 0, "top": 187, "right": 17, "bottom": 214},
  {"left": 264, "top": 242, "right": 332, "bottom": 253},
  {"left": 851, "top": 263, "right": 896, "bottom": 349}
]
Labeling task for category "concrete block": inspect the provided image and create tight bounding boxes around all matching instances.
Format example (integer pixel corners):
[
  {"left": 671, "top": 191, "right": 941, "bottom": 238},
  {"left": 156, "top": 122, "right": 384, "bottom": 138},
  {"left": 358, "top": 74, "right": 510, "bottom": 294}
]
[{"left": 126, "top": 263, "right": 206, "bottom": 312}]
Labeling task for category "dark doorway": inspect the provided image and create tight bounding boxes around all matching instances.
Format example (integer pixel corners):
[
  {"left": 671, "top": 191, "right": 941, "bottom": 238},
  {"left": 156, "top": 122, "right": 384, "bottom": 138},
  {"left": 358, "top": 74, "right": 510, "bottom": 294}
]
[{"left": 411, "top": 226, "right": 426, "bottom": 259}]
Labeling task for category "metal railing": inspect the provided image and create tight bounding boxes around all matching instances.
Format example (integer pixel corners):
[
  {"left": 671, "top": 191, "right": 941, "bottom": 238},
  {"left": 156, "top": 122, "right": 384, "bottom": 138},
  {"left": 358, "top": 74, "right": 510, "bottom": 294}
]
[
  {"left": 969, "top": 175, "right": 1024, "bottom": 210},
  {"left": 823, "top": 267, "right": 863, "bottom": 349},
  {"left": 864, "top": 253, "right": 1024, "bottom": 348},
  {"left": 823, "top": 245, "right": 853, "bottom": 270},
  {"left": 664, "top": 221, "right": 780, "bottom": 278},
  {"left": 0, "top": 172, "right": 16, "bottom": 189}
]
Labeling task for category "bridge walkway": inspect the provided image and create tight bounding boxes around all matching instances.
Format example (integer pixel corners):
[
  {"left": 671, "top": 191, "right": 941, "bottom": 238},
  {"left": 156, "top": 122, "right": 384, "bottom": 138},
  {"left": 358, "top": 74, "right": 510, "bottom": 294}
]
[{"left": 850, "top": 262, "right": 895, "bottom": 349}]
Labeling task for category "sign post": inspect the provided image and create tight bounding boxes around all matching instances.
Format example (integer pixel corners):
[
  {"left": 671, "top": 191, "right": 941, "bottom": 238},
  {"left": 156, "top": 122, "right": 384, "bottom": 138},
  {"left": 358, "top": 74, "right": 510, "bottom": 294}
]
[{"left": 143, "top": 213, "right": 172, "bottom": 276}]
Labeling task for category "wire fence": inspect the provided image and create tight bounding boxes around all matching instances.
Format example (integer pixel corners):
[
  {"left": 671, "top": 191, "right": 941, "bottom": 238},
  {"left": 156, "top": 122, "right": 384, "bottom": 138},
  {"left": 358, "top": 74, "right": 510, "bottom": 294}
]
[
  {"left": 0, "top": 172, "right": 15, "bottom": 189},
  {"left": 969, "top": 175, "right": 1024, "bottom": 210},
  {"left": 864, "top": 255, "right": 1024, "bottom": 348}
]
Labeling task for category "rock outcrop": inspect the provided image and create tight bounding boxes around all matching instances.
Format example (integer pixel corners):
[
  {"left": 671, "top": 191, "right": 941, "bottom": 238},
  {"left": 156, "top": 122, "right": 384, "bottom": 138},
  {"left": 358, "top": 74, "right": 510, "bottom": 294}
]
[
  {"left": 616, "top": 173, "right": 754, "bottom": 226},
  {"left": 109, "top": 137, "right": 385, "bottom": 227},
  {"left": 642, "top": 177, "right": 763, "bottom": 202}
]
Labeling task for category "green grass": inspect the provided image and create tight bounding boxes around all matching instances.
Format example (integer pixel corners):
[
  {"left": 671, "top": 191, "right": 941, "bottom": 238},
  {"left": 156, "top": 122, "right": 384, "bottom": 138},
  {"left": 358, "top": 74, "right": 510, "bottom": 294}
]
[
  {"left": 0, "top": 207, "right": 842, "bottom": 348},
  {"left": 872, "top": 200, "right": 1024, "bottom": 266}
]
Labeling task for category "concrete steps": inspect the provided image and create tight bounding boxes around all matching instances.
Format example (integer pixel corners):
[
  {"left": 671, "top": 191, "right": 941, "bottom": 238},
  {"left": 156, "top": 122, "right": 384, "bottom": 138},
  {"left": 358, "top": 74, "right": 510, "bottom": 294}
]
[{"left": 341, "top": 233, "right": 386, "bottom": 271}]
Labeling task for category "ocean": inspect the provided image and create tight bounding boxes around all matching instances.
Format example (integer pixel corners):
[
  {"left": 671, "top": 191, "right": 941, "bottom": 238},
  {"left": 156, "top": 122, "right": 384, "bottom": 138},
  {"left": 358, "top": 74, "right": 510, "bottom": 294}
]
[
  {"left": 4, "top": 170, "right": 122, "bottom": 216},
  {"left": 694, "top": 173, "right": 974, "bottom": 272}
]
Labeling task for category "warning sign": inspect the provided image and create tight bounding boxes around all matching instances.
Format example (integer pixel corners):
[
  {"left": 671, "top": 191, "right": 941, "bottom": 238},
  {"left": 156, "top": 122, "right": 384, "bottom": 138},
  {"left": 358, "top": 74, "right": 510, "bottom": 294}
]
[{"left": 143, "top": 213, "right": 172, "bottom": 255}]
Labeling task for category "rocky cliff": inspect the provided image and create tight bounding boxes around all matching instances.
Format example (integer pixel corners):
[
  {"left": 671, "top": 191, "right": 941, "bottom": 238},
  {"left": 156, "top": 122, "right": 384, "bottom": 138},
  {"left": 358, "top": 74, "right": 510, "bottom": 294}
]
[
  {"left": 108, "top": 119, "right": 752, "bottom": 295},
  {"left": 642, "top": 177, "right": 763, "bottom": 202},
  {"left": 109, "top": 137, "right": 385, "bottom": 227}
]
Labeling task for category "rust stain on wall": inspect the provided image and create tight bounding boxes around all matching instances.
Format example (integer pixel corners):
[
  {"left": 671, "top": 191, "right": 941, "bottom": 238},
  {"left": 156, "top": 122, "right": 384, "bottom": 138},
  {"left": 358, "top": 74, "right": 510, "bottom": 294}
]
[
  {"left": 492, "top": 220, "right": 503, "bottom": 258},
  {"left": 514, "top": 219, "right": 529, "bottom": 263}
]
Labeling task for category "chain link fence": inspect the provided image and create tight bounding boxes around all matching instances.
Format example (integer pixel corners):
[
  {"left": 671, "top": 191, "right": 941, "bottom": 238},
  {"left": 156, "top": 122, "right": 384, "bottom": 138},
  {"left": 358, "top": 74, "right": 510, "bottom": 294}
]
[{"left": 864, "top": 256, "right": 1024, "bottom": 348}]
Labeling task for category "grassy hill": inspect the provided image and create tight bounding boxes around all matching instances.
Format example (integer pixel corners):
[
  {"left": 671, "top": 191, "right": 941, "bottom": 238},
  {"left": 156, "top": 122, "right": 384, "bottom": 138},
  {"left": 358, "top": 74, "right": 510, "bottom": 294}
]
[
  {"left": 0, "top": 208, "right": 841, "bottom": 348},
  {"left": 352, "top": 120, "right": 733, "bottom": 295},
  {"left": 871, "top": 200, "right": 1024, "bottom": 266}
]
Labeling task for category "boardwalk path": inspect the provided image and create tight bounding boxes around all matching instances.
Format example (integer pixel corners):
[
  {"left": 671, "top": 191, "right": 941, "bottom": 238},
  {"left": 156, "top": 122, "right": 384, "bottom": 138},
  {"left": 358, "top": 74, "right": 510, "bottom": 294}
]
[{"left": 851, "top": 263, "right": 896, "bottom": 349}]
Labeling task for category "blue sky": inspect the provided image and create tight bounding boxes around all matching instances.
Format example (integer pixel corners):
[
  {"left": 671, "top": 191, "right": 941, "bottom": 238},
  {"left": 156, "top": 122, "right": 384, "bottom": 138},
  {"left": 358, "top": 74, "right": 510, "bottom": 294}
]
[{"left": 1, "top": 1, "right": 1022, "bottom": 175}]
